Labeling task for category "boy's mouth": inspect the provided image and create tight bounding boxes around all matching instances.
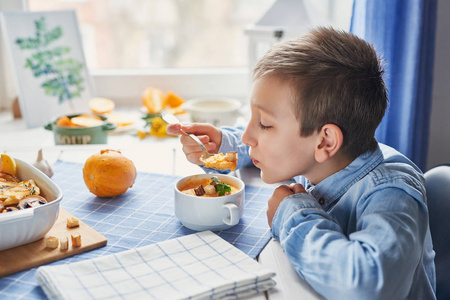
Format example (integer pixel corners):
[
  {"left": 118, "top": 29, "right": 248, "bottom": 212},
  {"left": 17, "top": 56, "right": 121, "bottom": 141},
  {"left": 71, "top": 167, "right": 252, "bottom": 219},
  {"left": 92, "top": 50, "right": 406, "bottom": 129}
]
[{"left": 250, "top": 156, "right": 259, "bottom": 165}]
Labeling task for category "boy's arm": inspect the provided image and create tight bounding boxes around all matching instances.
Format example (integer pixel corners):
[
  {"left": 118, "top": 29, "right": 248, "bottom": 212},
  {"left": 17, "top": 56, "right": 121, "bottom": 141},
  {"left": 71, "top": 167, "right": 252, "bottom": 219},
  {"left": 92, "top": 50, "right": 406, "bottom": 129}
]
[
  {"left": 271, "top": 188, "right": 429, "bottom": 299},
  {"left": 267, "top": 183, "right": 306, "bottom": 227}
]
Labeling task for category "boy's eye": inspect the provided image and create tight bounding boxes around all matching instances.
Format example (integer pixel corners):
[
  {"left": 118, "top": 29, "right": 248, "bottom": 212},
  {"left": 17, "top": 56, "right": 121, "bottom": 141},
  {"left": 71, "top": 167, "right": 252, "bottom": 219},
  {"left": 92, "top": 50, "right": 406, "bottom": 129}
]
[{"left": 258, "top": 122, "right": 272, "bottom": 130}]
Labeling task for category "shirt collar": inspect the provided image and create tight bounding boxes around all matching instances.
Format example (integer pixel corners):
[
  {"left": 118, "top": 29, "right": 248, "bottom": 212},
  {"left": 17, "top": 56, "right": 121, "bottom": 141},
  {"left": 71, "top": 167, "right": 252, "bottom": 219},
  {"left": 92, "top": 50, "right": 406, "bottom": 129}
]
[{"left": 306, "top": 145, "right": 384, "bottom": 208}]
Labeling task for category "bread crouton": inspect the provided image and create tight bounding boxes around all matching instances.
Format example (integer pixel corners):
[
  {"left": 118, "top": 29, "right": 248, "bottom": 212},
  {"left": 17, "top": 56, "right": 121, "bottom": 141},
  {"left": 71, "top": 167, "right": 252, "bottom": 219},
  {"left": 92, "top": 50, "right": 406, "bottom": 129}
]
[
  {"left": 71, "top": 233, "right": 82, "bottom": 247},
  {"left": 66, "top": 216, "right": 80, "bottom": 228},
  {"left": 45, "top": 236, "right": 59, "bottom": 249}
]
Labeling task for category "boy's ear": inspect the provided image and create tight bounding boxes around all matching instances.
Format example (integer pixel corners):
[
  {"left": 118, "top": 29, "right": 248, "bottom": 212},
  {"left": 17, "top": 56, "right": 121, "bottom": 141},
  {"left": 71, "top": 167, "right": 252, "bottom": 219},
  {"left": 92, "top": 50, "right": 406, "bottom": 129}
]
[{"left": 314, "top": 124, "right": 344, "bottom": 163}]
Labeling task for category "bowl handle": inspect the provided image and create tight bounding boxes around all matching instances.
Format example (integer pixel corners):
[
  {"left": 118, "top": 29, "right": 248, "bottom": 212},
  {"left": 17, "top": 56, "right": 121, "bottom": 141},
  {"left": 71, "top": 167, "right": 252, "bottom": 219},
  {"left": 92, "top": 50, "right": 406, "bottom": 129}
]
[
  {"left": 0, "top": 209, "right": 34, "bottom": 224},
  {"left": 103, "top": 123, "right": 117, "bottom": 131},
  {"left": 222, "top": 203, "right": 240, "bottom": 226}
]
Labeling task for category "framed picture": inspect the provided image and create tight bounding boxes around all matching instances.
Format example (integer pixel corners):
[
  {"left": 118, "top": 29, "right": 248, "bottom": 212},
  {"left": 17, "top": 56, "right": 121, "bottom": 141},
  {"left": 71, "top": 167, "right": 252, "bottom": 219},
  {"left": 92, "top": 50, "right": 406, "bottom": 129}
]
[{"left": 1, "top": 10, "right": 95, "bottom": 128}]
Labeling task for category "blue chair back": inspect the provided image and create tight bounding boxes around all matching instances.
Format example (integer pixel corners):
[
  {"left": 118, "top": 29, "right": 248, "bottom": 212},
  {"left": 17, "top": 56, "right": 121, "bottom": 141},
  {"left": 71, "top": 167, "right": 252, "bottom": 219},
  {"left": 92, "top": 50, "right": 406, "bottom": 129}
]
[{"left": 424, "top": 165, "right": 450, "bottom": 300}]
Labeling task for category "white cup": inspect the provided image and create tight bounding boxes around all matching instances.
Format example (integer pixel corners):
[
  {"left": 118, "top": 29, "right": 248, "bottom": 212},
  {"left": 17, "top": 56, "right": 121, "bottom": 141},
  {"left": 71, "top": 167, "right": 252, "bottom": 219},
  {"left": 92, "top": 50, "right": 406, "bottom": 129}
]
[
  {"left": 174, "top": 174, "right": 245, "bottom": 231},
  {"left": 183, "top": 97, "right": 242, "bottom": 127}
]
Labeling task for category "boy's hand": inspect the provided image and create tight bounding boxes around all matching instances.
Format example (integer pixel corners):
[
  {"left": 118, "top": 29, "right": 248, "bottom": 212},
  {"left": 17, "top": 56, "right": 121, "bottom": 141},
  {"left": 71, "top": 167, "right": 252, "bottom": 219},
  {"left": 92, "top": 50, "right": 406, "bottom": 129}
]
[
  {"left": 166, "top": 123, "right": 222, "bottom": 165},
  {"left": 267, "top": 183, "right": 306, "bottom": 228}
]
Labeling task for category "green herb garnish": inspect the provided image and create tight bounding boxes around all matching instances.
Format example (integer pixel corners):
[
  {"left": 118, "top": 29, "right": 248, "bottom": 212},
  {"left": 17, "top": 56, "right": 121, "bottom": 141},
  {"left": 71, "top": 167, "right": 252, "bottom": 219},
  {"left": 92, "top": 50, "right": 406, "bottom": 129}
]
[
  {"left": 210, "top": 176, "right": 231, "bottom": 196},
  {"left": 216, "top": 182, "right": 231, "bottom": 196}
]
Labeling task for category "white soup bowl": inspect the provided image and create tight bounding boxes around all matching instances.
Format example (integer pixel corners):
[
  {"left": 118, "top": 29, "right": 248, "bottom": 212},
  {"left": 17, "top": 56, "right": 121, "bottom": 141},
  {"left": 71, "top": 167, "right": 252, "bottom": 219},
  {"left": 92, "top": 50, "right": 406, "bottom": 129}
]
[
  {"left": 184, "top": 97, "right": 242, "bottom": 127},
  {"left": 174, "top": 174, "right": 245, "bottom": 231}
]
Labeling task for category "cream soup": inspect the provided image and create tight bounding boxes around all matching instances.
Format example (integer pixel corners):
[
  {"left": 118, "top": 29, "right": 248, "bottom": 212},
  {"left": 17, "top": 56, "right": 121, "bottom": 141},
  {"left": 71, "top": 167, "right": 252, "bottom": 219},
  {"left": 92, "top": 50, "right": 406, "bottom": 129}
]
[{"left": 180, "top": 178, "right": 240, "bottom": 197}]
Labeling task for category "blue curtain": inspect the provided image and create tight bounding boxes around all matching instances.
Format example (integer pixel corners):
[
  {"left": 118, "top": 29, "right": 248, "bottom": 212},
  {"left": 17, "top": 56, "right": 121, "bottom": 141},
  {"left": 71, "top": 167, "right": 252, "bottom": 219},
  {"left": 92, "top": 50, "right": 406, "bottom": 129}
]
[{"left": 350, "top": 0, "right": 438, "bottom": 171}]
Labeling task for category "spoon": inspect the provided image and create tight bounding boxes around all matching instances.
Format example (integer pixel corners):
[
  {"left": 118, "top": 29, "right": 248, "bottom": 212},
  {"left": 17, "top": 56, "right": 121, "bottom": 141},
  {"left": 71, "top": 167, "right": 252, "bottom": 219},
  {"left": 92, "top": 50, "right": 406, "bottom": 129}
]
[{"left": 161, "top": 110, "right": 211, "bottom": 158}]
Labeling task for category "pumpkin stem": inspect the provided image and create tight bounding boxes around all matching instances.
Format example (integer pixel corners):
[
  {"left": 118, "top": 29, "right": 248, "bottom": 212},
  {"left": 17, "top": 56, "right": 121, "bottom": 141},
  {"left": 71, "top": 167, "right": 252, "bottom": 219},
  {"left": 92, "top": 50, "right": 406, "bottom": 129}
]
[{"left": 100, "top": 149, "right": 121, "bottom": 155}]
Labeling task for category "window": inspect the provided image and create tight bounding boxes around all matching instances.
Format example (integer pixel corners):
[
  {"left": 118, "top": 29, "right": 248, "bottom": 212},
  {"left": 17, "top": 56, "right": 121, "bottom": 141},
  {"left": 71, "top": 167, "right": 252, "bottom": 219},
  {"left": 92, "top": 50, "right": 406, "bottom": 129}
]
[
  {"left": 26, "top": 0, "right": 353, "bottom": 102},
  {"left": 29, "top": 0, "right": 279, "bottom": 69},
  {"left": 28, "top": 0, "right": 353, "bottom": 70}
]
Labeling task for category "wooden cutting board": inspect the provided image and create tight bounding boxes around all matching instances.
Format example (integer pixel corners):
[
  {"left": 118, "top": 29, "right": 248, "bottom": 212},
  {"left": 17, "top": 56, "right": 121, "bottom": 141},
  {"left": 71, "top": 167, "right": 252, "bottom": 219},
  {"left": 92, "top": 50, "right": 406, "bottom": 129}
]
[{"left": 0, "top": 208, "right": 107, "bottom": 277}]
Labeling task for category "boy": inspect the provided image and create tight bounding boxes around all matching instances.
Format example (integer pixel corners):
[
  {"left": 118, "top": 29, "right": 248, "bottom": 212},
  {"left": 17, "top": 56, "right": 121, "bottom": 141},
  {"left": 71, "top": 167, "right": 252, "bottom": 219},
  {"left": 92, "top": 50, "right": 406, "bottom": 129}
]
[{"left": 166, "top": 27, "right": 436, "bottom": 299}]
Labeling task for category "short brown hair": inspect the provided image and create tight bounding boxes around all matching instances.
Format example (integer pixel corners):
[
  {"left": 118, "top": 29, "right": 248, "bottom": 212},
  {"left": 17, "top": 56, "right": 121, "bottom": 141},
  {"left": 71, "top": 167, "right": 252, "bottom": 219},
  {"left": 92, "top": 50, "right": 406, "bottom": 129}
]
[{"left": 253, "top": 27, "right": 388, "bottom": 159}]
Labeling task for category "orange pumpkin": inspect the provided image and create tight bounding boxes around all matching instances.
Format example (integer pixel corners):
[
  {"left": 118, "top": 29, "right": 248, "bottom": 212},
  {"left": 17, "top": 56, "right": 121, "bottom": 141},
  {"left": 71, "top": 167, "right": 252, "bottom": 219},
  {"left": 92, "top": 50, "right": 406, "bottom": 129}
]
[{"left": 83, "top": 149, "right": 137, "bottom": 197}]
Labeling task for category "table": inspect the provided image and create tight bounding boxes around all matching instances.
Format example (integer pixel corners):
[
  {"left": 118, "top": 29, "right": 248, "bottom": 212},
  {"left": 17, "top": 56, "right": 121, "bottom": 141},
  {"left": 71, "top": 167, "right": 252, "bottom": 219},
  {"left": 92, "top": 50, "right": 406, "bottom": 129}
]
[{"left": 0, "top": 109, "right": 323, "bottom": 300}]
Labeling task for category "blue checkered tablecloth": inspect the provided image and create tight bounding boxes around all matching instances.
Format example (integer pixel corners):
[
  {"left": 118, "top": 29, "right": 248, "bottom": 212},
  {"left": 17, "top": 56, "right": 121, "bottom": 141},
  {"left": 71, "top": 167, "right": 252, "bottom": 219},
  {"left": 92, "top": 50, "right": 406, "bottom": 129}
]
[{"left": 0, "top": 160, "right": 274, "bottom": 299}]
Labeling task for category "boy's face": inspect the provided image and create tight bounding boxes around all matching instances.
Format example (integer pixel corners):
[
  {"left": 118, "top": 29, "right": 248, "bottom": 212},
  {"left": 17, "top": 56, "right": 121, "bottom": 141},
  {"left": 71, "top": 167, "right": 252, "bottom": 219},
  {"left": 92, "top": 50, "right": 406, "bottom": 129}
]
[{"left": 242, "top": 76, "right": 319, "bottom": 184}]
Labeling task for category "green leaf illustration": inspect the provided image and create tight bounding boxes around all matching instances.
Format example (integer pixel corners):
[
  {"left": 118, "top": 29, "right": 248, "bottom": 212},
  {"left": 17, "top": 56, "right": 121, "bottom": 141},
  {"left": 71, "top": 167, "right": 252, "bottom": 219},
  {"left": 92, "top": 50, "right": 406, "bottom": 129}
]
[{"left": 15, "top": 16, "right": 85, "bottom": 105}]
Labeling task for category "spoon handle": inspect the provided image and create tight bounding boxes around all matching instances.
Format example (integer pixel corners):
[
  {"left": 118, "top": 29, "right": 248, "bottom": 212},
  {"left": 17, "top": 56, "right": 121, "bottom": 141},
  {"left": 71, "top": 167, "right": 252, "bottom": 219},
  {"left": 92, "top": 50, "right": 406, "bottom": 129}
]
[
  {"left": 181, "top": 130, "right": 211, "bottom": 158},
  {"left": 161, "top": 110, "right": 211, "bottom": 158}
]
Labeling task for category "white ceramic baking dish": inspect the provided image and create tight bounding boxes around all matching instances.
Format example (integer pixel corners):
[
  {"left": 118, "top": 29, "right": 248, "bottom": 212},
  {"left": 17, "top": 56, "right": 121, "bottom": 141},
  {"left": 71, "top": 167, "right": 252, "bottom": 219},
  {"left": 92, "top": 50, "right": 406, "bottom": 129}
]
[{"left": 0, "top": 158, "right": 63, "bottom": 251}]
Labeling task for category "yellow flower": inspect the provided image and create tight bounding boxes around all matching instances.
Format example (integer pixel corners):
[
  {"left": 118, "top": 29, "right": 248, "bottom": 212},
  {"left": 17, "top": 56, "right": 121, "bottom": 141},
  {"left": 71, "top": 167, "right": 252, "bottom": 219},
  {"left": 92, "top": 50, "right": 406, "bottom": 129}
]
[
  {"left": 150, "top": 117, "right": 168, "bottom": 138},
  {"left": 137, "top": 130, "right": 148, "bottom": 139}
]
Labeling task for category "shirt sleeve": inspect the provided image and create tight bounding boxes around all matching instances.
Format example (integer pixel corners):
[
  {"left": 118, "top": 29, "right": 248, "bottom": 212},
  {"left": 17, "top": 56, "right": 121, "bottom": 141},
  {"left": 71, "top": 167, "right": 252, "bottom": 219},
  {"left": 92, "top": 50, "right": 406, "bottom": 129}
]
[
  {"left": 201, "top": 125, "right": 253, "bottom": 173},
  {"left": 271, "top": 188, "right": 429, "bottom": 300}
]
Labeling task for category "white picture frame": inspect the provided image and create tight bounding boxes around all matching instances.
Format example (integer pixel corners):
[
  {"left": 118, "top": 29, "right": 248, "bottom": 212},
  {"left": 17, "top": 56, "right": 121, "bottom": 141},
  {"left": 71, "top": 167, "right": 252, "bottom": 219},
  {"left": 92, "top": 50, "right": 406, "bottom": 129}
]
[{"left": 0, "top": 10, "right": 95, "bottom": 128}]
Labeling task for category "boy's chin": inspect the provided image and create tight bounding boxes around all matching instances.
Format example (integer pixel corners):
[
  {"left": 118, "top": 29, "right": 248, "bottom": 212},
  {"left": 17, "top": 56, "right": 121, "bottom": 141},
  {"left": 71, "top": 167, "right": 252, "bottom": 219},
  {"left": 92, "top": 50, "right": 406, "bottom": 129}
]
[{"left": 260, "top": 171, "right": 285, "bottom": 184}]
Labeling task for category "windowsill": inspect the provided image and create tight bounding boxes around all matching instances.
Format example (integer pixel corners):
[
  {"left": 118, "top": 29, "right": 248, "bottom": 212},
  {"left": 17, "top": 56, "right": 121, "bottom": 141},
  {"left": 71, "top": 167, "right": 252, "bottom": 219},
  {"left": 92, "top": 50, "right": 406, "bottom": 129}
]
[
  {"left": 91, "top": 67, "right": 252, "bottom": 106},
  {"left": 91, "top": 67, "right": 250, "bottom": 76}
]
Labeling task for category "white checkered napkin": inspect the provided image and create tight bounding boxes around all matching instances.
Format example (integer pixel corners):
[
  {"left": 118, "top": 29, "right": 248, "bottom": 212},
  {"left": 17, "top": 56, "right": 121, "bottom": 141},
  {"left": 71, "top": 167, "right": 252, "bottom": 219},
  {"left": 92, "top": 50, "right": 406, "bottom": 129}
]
[{"left": 35, "top": 231, "right": 276, "bottom": 300}]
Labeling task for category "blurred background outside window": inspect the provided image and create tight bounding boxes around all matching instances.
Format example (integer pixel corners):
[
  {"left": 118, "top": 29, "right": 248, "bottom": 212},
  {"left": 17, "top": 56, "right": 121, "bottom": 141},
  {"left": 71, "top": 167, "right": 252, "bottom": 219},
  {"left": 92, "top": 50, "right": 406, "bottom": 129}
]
[{"left": 28, "top": 0, "right": 353, "bottom": 71}]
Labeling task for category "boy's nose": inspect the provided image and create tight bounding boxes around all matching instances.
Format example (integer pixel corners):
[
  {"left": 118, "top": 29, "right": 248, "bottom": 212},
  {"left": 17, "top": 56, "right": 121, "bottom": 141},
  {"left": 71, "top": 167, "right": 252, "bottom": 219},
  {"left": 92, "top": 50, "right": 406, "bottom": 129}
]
[{"left": 242, "top": 126, "right": 256, "bottom": 147}]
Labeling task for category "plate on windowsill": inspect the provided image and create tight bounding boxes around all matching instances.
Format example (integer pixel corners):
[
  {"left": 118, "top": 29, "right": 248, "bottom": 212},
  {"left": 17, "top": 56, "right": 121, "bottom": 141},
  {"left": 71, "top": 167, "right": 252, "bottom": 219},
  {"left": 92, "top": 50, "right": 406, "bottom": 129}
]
[
  {"left": 104, "top": 112, "right": 137, "bottom": 134},
  {"left": 108, "top": 124, "right": 137, "bottom": 135}
]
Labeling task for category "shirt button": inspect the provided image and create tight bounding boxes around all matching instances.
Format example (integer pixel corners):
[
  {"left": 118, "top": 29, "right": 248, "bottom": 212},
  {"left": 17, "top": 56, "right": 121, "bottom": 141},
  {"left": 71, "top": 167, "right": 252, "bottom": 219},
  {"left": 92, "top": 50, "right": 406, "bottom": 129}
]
[{"left": 318, "top": 198, "right": 325, "bottom": 205}]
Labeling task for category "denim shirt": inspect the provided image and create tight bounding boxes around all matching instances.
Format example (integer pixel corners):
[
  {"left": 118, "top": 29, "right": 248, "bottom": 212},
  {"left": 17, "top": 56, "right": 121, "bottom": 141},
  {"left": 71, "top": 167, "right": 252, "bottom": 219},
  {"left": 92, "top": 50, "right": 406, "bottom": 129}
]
[{"left": 217, "top": 126, "right": 436, "bottom": 300}]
